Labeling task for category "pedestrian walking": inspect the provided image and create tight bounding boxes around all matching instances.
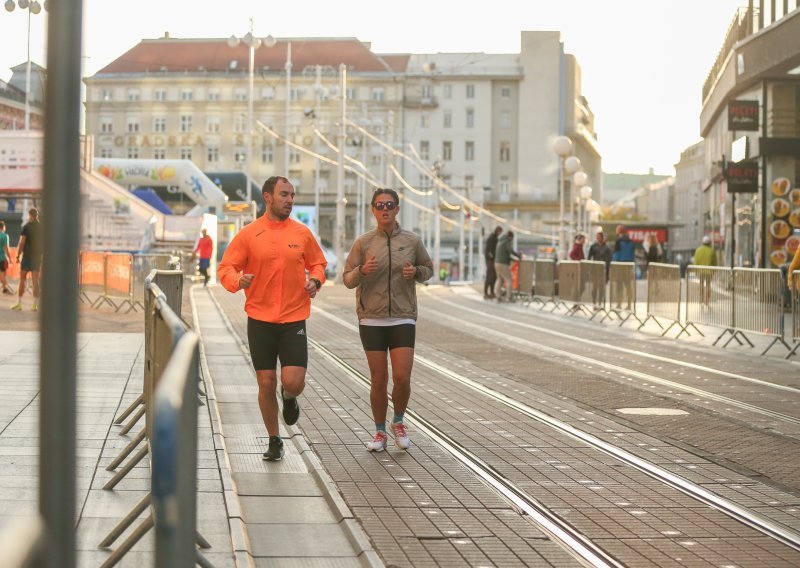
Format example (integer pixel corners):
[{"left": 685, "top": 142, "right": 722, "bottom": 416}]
[
  {"left": 644, "top": 234, "right": 662, "bottom": 273},
  {"left": 344, "top": 188, "right": 433, "bottom": 452},
  {"left": 484, "top": 226, "right": 502, "bottom": 299},
  {"left": 0, "top": 221, "right": 13, "bottom": 295},
  {"left": 587, "top": 231, "right": 611, "bottom": 306},
  {"left": 494, "top": 230, "right": 521, "bottom": 302},
  {"left": 218, "top": 176, "right": 327, "bottom": 461},
  {"left": 611, "top": 226, "right": 635, "bottom": 310},
  {"left": 693, "top": 235, "right": 717, "bottom": 306},
  {"left": 11, "top": 208, "right": 42, "bottom": 312},
  {"left": 569, "top": 234, "right": 586, "bottom": 261},
  {"left": 788, "top": 244, "right": 800, "bottom": 291},
  {"left": 192, "top": 227, "right": 214, "bottom": 286}
]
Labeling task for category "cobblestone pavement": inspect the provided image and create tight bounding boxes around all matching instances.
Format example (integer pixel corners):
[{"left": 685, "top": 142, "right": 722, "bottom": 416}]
[{"left": 213, "top": 283, "right": 800, "bottom": 567}]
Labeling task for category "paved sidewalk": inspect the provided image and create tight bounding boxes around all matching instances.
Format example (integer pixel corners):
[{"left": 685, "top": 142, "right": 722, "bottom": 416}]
[{"left": 191, "top": 285, "right": 381, "bottom": 567}]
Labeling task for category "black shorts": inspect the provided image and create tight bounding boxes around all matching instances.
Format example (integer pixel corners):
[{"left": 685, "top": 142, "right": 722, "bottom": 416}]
[
  {"left": 247, "top": 318, "right": 308, "bottom": 371},
  {"left": 20, "top": 255, "right": 41, "bottom": 272},
  {"left": 0, "top": 259, "right": 7, "bottom": 272},
  {"left": 359, "top": 324, "right": 416, "bottom": 352}
]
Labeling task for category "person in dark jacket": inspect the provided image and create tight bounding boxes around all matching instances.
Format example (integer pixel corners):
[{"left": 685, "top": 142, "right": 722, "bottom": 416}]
[
  {"left": 587, "top": 231, "right": 612, "bottom": 307},
  {"left": 611, "top": 226, "right": 635, "bottom": 310},
  {"left": 494, "top": 230, "right": 520, "bottom": 302},
  {"left": 484, "top": 226, "right": 502, "bottom": 299}
]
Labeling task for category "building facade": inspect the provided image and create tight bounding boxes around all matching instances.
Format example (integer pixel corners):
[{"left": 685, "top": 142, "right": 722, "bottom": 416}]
[
  {"left": 672, "top": 141, "right": 706, "bottom": 259},
  {"left": 84, "top": 31, "right": 600, "bottom": 256}
]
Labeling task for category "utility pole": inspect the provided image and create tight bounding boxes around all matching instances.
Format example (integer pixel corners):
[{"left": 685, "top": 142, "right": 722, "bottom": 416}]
[{"left": 334, "top": 64, "right": 347, "bottom": 283}]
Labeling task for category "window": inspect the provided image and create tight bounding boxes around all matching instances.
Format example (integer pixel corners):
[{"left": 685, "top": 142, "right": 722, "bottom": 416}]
[
  {"left": 465, "top": 175, "right": 474, "bottom": 189},
  {"left": 465, "top": 141, "right": 474, "bottom": 162},
  {"left": 208, "top": 89, "right": 220, "bottom": 101},
  {"left": 443, "top": 84, "right": 452, "bottom": 99},
  {"left": 443, "top": 111, "right": 452, "bottom": 128},
  {"left": 500, "top": 86, "right": 511, "bottom": 98},
  {"left": 234, "top": 115, "right": 247, "bottom": 133},
  {"left": 499, "top": 110, "right": 510, "bottom": 128},
  {"left": 421, "top": 84, "right": 432, "bottom": 100},
  {"left": 290, "top": 148, "right": 301, "bottom": 164},
  {"left": 100, "top": 117, "right": 113, "bottom": 133},
  {"left": 261, "top": 145, "right": 274, "bottom": 163},
  {"left": 180, "top": 147, "right": 192, "bottom": 160},
  {"left": 153, "top": 148, "right": 165, "bottom": 160},
  {"left": 260, "top": 87, "right": 274, "bottom": 100},
  {"left": 371, "top": 87, "right": 385, "bottom": 101},
  {"left": 466, "top": 108, "right": 474, "bottom": 128},
  {"left": 153, "top": 88, "right": 167, "bottom": 101},
  {"left": 127, "top": 147, "right": 139, "bottom": 159},
  {"left": 346, "top": 87, "right": 357, "bottom": 100},
  {"left": 207, "top": 147, "right": 219, "bottom": 163},
  {"left": 499, "top": 176, "right": 510, "bottom": 201},
  {"left": 234, "top": 88, "right": 247, "bottom": 101},
  {"left": 206, "top": 116, "right": 219, "bottom": 133},
  {"left": 180, "top": 88, "right": 193, "bottom": 101},
  {"left": 234, "top": 148, "right": 246, "bottom": 164},
  {"left": 127, "top": 89, "right": 140, "bottom": 102},
  {"left": 153, "top": 117, "right": 166, "bottom": 132},
  {"left": 500, "top": 141, "right": 511, "bottom": 162},
  {"left": 419, "top": 140, "right": 429, "bottom": 161},
  {"left": 100, "top": 147, "right": 113, "bottom": 158},
  {"left": 419, "top": 175, "right": 431, "bottom": 189},
  {"left": 466, "top": 84, "right": 475, "bottom": 99},
  {"left": 180, "top": 115, "right": 192, "bottom": 133},
  {"left": 290, "top": 88, "right": 303, "bottom": 101},
  {"left": 101, "top": 89, "right": 112, "bottom": 101},
  {"left": 442, "top": 141, "right": 452, "bottom": 161},
  {"left": 420, "top": 112, "right": 430, "bottom": 128},
  {"left": 126, "top": 117, "right": 140, "bottom": 133}
]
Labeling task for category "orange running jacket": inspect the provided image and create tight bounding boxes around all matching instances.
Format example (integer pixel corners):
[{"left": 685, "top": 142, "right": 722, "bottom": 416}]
[{"left": 218, "top": 216, "right": 327, "bottom": 323}]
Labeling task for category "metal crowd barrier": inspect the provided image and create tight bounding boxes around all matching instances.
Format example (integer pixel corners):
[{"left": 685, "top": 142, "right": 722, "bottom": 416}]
[
  {"left": 555, "top": 260, "right": 582, "bottom": 314},
  {"left": 606, "top": 262, "right": 640, "bottom": 325},
  {"left": 685, "top": 265, "right": 736, "bottom": 345},
  {"left": 579, "top": 260, "right": 607, "bottom": 318},
  {"left": 99, "top": 270, "right": 210, "bottom": 567},
  {"left": 515, "top": 259, "right": 534, "bottom": 304},
  {"left": 533, "top": 259, "right": 556, "bottom": 308},
  {"left": 732, "top": 267, "right": 790, "bottom": 355},
  {"left": 132, "top": 254, "right": 172, "bottom": 308},
  {"left": 638, "top": 263, "right": 695, "bottom": 337},
  {"left": 790, "top": 271, "right": 800, "bottom": 359}
]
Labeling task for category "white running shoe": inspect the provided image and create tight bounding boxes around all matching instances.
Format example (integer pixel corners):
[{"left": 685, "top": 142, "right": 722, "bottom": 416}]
[
  {"left": 391, "top": 422, "right": 411, "bottom": 450},
  {"left": 366, "top": 431, "right": 388, "bottom": 452}
]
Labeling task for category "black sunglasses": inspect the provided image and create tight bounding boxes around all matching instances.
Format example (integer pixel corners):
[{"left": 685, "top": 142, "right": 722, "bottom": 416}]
[{"left": 373, "top": 201, "right": 397, "bottom": 211}]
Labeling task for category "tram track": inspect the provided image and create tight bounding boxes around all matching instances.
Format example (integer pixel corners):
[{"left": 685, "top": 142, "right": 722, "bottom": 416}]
[{"left": 311, "top": 305, "right": 800, "bottom": 556}]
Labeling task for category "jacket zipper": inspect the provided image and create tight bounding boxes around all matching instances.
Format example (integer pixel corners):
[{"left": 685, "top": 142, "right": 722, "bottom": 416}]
[{"left": 387, "top": 231, "right": 392, "bottom": 317}]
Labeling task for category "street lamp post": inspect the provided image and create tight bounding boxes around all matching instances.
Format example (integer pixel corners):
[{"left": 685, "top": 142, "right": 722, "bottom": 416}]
[
  {"left": 573, "top": 170, "right": 588, "bottom": 233},
  {"left": 334, "top": 63, "right": 347, "bottom": 283},
  {"left": 580, "top": 185, "right": 593, "bottom": 235},
  {"left": 5, "top": 0, "right": 46, "bottom": 130},
  {"left": 553, "top": 136, "right": 581, "bottom": 259},
  {"left": 228, "top": 23, "right": 276, "bottom": 203}
]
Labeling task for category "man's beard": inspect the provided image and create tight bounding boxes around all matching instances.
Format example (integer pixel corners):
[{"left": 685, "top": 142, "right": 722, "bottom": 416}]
[{"left": 271, "top": 203, "right": 290, "bottom": 220}]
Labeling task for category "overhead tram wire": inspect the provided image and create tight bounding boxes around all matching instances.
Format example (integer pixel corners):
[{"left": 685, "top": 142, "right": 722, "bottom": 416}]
[{"left": 255, "top": 120, "right": 457, "bottom": 226}]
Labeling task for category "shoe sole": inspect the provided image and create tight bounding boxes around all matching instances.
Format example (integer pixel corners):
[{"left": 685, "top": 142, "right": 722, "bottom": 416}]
[
  {"left": 394, "top": 441, "right": 411, "bottom": 450},
  {"left": 262, "top": 453, "right": 283, "bottom": 461},
  {"left": 366, "top": 445, "right": 385, "bottom": 452}
]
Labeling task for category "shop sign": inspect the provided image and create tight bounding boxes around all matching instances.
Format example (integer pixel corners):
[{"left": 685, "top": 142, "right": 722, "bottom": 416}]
[
  {"left": 726, "top": 160, "right": 758, "bottom": 193},
  {"left": 727, "top": 100, "right": 759, "bottom": 131}
]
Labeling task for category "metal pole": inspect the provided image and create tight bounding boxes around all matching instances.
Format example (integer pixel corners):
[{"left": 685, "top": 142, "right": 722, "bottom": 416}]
[
  {"left": 284, "top": 41, "right": 292, "bottom": 174},
  {"left": 434, "top": 186, "right": 441, "bottom": 281},
  {"left": 24, "top": 4, "right": 32, "bottom": 130},
  {"left": 246, "top": 18, "right": 255, "bottom": 202},
  {"left": 458, "top": 205, "right": 465, "bottom": 281},
  {"left": 313, "top": 65, "right": 321, "bottom": 237},
  {"left": 559, "top": 159, "right": 565, "bottom": 260},
  {"left": 334, "top": 64, "right": 346, "bottom": 283},
  {"left": 468, "top": 213, "right": 474, "bottom": 281},
  {"left": 41, "top": 0, "right": 82, "bottom": 565}
]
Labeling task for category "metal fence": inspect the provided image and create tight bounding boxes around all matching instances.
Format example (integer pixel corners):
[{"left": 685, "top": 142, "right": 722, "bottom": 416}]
[
  {"left": 606, "top": 262, "right": 639, "bottom": 325},
  {"left": 99, "top": 270, "right": 209, "bottom": 567},
  {"left": 732, "top": 267, "right": 790, "bottom": 355},
  {"left": 515, "top": 259, "right": 534, "bottom": 304},
  {"left": 555, "top": 260, "right": 581, "bottom": 313},
  {"left": 685, "top": 265, "right": 735, "bottom": 344},
  {"left": 579, "top": 260, "right": 607, "bottom": 318},
  {"left": 533, "top": 259, "right": 556, "bottom": 307},
  {"left": 132, "top": 254, "right": 172, "bottom": 306},
  {"left": 639, "top": 263, "right": 692, "bottom": 337},
  {"left": 790, "top": 271, "right": 800, "bottom": 359},
  {"left": 79, "top": 252, "right": 173, "bottom": 313}
]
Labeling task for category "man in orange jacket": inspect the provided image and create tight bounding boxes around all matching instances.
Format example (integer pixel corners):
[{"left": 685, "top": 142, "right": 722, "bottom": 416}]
[{"left": 218, "top": 176, "right": 327, "bottom": 461}]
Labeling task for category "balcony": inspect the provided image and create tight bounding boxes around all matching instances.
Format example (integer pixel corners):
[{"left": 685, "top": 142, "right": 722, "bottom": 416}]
[
  {"left": 403, "top": 95, "right": 438, "bottom": 108},
  {"left": 702, "top": 7, "right": 754, "bottom": 103}
]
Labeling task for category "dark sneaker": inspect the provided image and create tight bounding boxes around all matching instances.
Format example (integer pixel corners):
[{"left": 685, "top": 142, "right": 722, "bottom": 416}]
[
  {"left": 281, "top": 387, "right": 300, "bottom": 426},
  {"left": 263, "top": 436, "right": 284, "bottom": 461}
]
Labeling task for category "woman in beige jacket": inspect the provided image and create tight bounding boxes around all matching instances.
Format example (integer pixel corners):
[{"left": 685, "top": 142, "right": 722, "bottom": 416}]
[{"left": 344, "top": 188, "right": 433, "bottom": 452}]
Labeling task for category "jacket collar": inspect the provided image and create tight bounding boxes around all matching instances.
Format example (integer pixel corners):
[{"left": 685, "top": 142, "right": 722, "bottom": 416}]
[
  {"left": 260, "top": 214, "right": 292, "bottom": 229},
  {"left": 374, "top": 222, "right": 402, "bottom": 239}
]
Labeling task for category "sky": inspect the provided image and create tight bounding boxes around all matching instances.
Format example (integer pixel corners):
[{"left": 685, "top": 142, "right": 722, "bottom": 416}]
[{"left": 0, "top": 0, "right": 746, "bottom": 174}]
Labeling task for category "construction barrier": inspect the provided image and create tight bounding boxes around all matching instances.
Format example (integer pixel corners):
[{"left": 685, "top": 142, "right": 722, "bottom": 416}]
[
  {"left": 132, "top": 254, "right": 172, "bottom": 307},
  {"left": 515, "top": 259, "right": 534, "bottom": 304},
  {"left": 533, "top": 259, "right": 556, "bottom": 307},
  {"left": 638, "top": 263, "right": 692, "bottom": 337},
  {"left": 685, "top": 265, "right": 735, "bottom": 344},
  {"left": 732, "top": 267, "right": 790, "bottom": 355}
]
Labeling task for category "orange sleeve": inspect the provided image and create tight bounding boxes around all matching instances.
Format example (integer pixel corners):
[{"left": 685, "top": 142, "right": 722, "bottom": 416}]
[
  {"left": 305, "top": 230, "right": 327, "bottom": 285},
  {"left": 218, "top": 231, "right": 248, "bottom": 293}
]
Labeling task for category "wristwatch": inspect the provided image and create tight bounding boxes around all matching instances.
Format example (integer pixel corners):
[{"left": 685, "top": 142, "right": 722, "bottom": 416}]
[{"left": 310, "top": 278, "right": 321, "bottom": 290}]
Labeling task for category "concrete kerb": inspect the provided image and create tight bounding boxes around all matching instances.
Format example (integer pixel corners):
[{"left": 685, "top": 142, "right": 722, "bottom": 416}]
[
  {"left": 190, "top": 285, "right": 255, "bottom": 568},
  {"left": 197, "top": 285, "right": 382, "bottom": 568}
]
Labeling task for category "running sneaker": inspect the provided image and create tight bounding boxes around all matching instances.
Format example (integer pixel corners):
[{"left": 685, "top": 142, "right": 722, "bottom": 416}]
[
  {"left": 391, "top": 422, "right": 411, "bottom": 450},
  {"left": 10, "top": 302, "right": 21, "bottom": 311},
  {"left": 30, "top": 303, "right": 38, "bottom": 312},
  {"left": 281, "top": 386, "right": 300, "bottom": 426},
  {"left": 366, "top": 431, "right": 388, "bottom": 452},
  {"left": 263, "top": 436, "right": 284, "bottom": 461},
  {"left": 2, "top": 288, "right": 12, "bottom": 295}
]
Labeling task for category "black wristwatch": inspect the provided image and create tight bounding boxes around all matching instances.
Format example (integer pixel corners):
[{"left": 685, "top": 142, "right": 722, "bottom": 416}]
[{"left": 310, "top": 278, "right": 321, "bottom": 290}]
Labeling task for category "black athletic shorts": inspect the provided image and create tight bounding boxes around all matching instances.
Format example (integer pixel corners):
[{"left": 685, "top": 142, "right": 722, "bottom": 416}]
[
  {"left": 359, "top": 324, "right": 416, "bottom": 352},
  {"left": 247, "top": 318, "right": 308, "bottom": 371}
]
